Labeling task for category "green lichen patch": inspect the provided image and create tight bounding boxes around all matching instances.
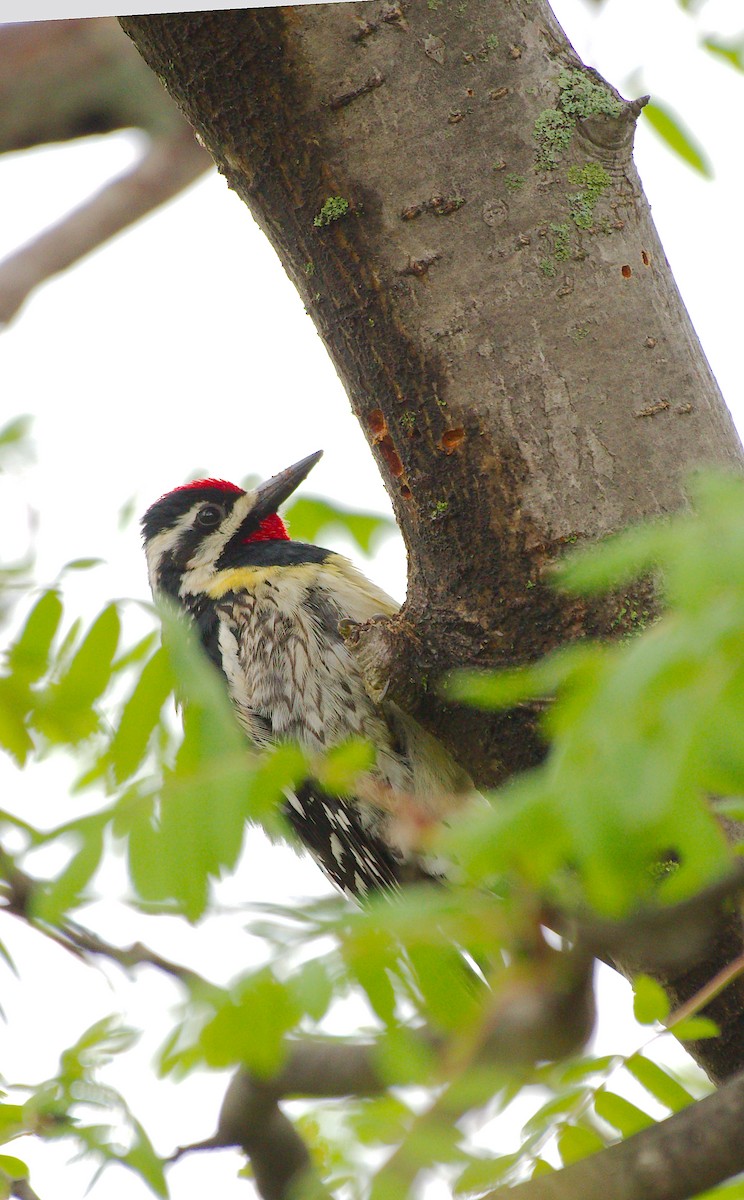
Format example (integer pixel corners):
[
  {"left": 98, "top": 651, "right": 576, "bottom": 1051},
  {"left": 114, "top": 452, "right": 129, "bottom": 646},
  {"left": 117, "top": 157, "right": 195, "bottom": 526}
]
[
  {"left": 567, "top": 162, "right": 611, "bottom": 229},
  {"left": 611, "top": 600, "right": 652, "bottom": 639},
  {"left": 313, "top": 197, "right": 350, "bottom": 227},
  {"left": 538, "top": 222, "right": 572, "bottom": 277},
  {"left": 504, "top": 172, "right": 526, "bottom": 192},
  {"left": 534, "top": 108, "right": 573, "bottom": 170},
  {"left": 549, "top": 221, "right": 571, "bottom": 261},
  {"left": 556, "top": 67, "right": 622, "bottom": 121}
]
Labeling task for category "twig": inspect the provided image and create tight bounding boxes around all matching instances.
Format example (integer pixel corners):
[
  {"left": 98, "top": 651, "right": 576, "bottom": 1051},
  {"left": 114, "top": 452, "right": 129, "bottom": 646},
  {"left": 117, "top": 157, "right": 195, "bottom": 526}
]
[
  {"left": 12, "top": 1181, "right": 42, "bottom": 1200},
  {"left": 667, "top": 949, "right": 744, "bottom": 1030},
  {"left": 0, "top": 849, "right": 207, "bottom": 991}
]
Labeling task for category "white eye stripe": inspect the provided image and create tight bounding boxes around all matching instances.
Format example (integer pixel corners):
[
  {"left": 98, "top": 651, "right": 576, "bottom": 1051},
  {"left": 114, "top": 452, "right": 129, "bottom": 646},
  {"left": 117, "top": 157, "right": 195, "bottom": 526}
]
[
  {"left": 146, "top": 494, "right": 257, "bottom": 595},
  {"left": 173, "top": 491, "right": 259, "bottom": 596}
]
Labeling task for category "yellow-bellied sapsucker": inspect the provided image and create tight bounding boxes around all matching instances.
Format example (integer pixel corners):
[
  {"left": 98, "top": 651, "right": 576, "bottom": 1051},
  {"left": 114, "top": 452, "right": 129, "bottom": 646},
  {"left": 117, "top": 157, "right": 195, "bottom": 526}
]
[{"left": 141, "top": 451, "right": 472, "bottom": 898}]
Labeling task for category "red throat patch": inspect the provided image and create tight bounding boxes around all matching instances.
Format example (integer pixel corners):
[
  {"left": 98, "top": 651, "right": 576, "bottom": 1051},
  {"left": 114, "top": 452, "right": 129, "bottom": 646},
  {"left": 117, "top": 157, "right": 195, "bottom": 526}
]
[{"left": 244, "top": 513, "right": 290, "bottom": 543}]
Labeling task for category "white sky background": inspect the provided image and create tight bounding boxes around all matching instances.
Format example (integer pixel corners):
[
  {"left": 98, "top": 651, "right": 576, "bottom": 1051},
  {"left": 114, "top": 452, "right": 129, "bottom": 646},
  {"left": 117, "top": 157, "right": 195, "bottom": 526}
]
[{"left": 0, "top": 1, "right": 743, "bottom": 1197}]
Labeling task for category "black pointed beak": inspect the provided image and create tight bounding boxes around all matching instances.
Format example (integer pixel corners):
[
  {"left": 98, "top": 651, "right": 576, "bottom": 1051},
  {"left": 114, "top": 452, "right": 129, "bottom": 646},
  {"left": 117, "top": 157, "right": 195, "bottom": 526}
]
[{"left": 252, "top": 450, "right": 323, "bottom": 518}]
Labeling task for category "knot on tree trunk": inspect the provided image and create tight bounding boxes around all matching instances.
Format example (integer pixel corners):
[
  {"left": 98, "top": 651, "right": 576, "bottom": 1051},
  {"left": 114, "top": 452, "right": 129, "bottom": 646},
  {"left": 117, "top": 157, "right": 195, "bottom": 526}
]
[
  {"left": 577, "top": 93, "right": 649, "bottom": 153},
  {"left": 338, "top": 605, "right": 546, "bottom": 788}
]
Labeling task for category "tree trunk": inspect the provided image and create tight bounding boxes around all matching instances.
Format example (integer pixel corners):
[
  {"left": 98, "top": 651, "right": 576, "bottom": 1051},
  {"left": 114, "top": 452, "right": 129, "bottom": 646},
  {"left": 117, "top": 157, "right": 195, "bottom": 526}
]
[{"left": 119, "top": 2, "right": 744, "bottom": 1083}]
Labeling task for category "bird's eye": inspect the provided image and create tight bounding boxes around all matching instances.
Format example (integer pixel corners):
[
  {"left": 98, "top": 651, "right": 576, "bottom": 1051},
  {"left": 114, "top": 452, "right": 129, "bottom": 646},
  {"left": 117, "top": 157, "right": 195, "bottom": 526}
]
[{"left": 196, "top": 504, "right": 223, "bottom": 529}]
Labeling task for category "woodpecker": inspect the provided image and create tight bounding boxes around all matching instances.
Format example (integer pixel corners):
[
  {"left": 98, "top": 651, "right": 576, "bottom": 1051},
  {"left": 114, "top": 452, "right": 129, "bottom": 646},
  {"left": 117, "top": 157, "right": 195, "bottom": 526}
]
[{"left": 141, "top": 451, "right": 472, "bottom": 898}]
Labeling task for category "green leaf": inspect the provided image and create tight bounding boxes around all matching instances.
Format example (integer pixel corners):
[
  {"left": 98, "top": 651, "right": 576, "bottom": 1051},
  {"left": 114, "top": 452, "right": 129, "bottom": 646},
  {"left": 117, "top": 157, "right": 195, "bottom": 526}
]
[
  {"left": 0, "top": 677, "right": 34, "bottom": 764},
  {"left": 125, "top": 792, "right": 182, "bottom": 910},
  {"left": 137, "top": 783, "right": 215, "bottom": 922},
  {"left": 58, "top": 1015, "right": 138, "bottom": 1079},
  {"left": 108, "top": 646, "right": 175, "bottom": 783},
  {"left": 117, "top": 1119, "right": 168, "bottom": 1198},
  {"left": 6, "top": 590, "right": 63, "bottom": 683},
  {"left": 118, "top": 495, "right": 137, "bottom": 530},
  {"left": 556, "top": 524, "right": 666, "bottom": 595},
  {"left": 0, "top": 1155, "right": 28, "bottom": 1182},
  {"left": 556, "top": 1122, "right": 606, "bottom": 1164},
  {"left": 374, "top": 1027, "right": 437, "bottom": 1087},
  {"left": 522, "top": 1089, "right": 587, "bottom": 1138},
  {"left": 316, "top": 738, "right": 375, "bottom": 794},
  {"left": 553, "top": 1055, "right": 618, "bottom": 1085},
  {"left": 350, "top": 1095, "right": 414, "bottom": 1147},
  {"left": 285, "top": 959, "right": 334, "bottom": 1022},
  {"left": 444, "top": 643, "right": 603, "bottom": 709},
  {"left": 341, "top": 934, "right": 398, "bottom": 1025},
  {"left": 111, "top": 631, "right": 159, "bottom": 673},
  {"left": 454, "top": 1153, "right": 521, "bottom": 1194},
  {"left": 53, "top": 617, "right": 82, "bottom": 674},
  {"left": 643, "top": 101, "right": 712, "bottom": 178},
  {"left": 244, "top": 743, "right": 307, "bottom": 832},
  {"left": 0, "top": 415, "right": 33, "bottom": 470},
  {"left": 0, "top": 1106, "right": 25, "bottom": 1135},
  {"left": 55, "top": 604, "right": 120, "bottom": 706},
  {"left": 671, "top": 1016, "right": 720, "bottom": 1041},
  {"left": 284, "top": 495, "right": 396, "bottom": 556},
  {"left": 0, "top": 936, "right": 17, "bottom": 976},
  {"left": 31, "top": 818, "right": 106, "bottom": 923},
  {"left": 624, "top": 1055, "right": 694, "bottom": 1112},
  {"left": 199, "top": 972, "right": 300, "bottom": 1077},
  {"left": 593, "top": 1091, "right": 654, "bottom": 1136},
  {"left": 59, "top": 558, "right": 104, "bottom": 573},
  {"left": 37, "top": 605, "right": 120, "bottom": 742},
  {"left": 405, "top": 942, "right": 479, "bottom": 1031},
  {"left": 632, "top": 975, "right": 671, "bottom": 1025},
  {"left": 701, "top": 36, "right": 744, "bottom": 73},
  {"left": 0, "top": 415, "right": 32, "bottom": 450}
]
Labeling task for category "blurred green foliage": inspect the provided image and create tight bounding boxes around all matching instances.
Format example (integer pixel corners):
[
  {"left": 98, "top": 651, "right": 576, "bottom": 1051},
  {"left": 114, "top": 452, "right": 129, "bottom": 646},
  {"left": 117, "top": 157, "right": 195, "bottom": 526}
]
[
  {"left": 642, "top": 101, "right": 712, "bottom": 178},
  {"left": 2, "top": 474, "right": 744, "bottom": 1195},
  {"left": 446, "top": 474, "right": 742, "bottom": 917},
  {"left": 283, "top": 495, "right": 396, "bottom": 557},
  {"left": 0, "top": 416, "right": 35, "bottom": 631}
]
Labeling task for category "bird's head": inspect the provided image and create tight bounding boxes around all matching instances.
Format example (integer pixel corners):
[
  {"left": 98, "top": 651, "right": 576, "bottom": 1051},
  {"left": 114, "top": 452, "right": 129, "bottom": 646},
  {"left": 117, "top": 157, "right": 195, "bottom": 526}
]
[{"left": 141, "top": 450, "right": 323, "bottom": 600}]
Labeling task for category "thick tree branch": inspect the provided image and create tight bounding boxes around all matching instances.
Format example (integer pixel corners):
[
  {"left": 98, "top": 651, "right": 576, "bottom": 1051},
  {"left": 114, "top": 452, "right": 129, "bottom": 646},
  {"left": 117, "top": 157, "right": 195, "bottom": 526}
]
[
  {"left": 0, "top": 19, "right": 212, "bottom": 324},
  {"left": 0, "top": 123, "right": 210, "bottom": 325},
  {"left": 487, "top": 1067, "right": 744, "bottom": 1200},
  {"left": 116, "top": 5, "right": 744, "bottom": 1083},
  {"left": 118, "top": 3, "right": 742, "bottom": 781}
]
